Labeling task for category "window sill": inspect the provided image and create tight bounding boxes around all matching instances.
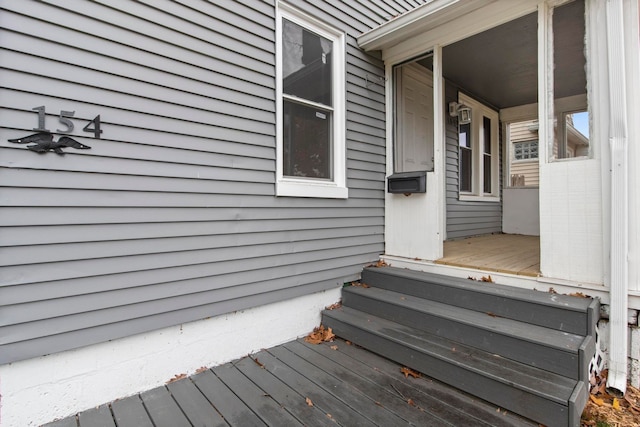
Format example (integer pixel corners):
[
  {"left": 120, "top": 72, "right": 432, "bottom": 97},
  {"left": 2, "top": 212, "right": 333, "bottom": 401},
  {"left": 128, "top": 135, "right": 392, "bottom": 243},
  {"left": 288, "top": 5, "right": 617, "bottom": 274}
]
[
  {"left": 276, "top": 179, "right": 348, "bottom": 199},
  {"left": 458, "top": 194, "right": 500, "bottom": 203}
]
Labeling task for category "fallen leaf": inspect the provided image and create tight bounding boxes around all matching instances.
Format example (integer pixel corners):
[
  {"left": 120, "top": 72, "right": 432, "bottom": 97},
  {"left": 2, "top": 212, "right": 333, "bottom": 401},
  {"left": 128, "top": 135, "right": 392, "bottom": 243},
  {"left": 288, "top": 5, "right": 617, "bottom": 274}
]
[
  {"left": 400, "top": 367, "right": 421, "bottom": 378},
  {"left": 330, "top": 345, "right": 338, "bottom": 350},
  {"left": 407, "top": 398, "right": 415, "bottom": 406},
  {"left": 304, "top": 325, "right": 335, "bottom": 344},
  {"left": 306, "top": 397, "right": 314, "bottom": 407},
  {"left": 487, "top": 312, "right": 498, "bottom": 317},
  {"left": 345, "top": 340, "right": 352, "bottom": 345},
  {"left": 195, "top": 366, "right": 208, "bottom": 374},
  {"left": 481, "top": 275, "right": 493, "bottom": 283},
  {"left": 590, "top": 394, "right": 605, "bottom": 406},
  {"left": 375, "top": 401, "right": 383, "bottom": 407},
  {"left": 252, "top": 357, "right": 265, "bottom": 369},
  {"left": 613, "top": 397, "right": 621, "bottom": 410},
  {"left": 569, "top": 292, "right": 589, "bottom": 298},
  {"left": 375, "top": 259, "right": 389, "bottom": 268},
  {"left": 548, "top": 287, "right": 558, "bottom": 294},
  {"left": 167, "top": 373, "right": 187, "bottom": 383},
  {"left": 325, "top": 302, "right": 342, "bottom": 310}
]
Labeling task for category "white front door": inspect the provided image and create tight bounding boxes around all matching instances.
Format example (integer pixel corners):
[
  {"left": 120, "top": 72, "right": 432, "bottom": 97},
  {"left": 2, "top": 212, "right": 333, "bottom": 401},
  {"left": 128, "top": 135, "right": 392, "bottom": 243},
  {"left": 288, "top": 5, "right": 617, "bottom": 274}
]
[{"left": 396, "top": 63, "right": 434, "bottom": 172}]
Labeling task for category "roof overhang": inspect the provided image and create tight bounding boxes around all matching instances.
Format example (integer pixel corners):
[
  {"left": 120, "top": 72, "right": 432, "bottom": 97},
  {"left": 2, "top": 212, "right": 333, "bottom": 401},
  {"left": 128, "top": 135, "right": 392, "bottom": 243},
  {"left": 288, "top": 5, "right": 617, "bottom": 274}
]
[{"left": 357, "top": 0, "right": 496, "bottom": 52}]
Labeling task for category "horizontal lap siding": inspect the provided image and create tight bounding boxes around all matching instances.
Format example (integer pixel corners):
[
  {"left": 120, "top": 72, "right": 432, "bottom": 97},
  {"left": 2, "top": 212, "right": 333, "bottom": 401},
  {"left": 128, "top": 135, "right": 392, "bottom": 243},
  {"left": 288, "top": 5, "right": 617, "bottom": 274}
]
[
  {"left": 445, "top": 82, "right": 503, "bottom": 239},
  {"left": 0, "top": 0, "right": 417, "bottom": 364}
]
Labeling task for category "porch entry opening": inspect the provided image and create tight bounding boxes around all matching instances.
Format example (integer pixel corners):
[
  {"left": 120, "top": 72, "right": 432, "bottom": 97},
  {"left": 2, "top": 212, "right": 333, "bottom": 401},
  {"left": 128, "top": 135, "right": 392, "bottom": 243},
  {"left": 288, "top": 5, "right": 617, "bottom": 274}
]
[{"left": 435, "top": 0, "right": 589, "bottom": 277}]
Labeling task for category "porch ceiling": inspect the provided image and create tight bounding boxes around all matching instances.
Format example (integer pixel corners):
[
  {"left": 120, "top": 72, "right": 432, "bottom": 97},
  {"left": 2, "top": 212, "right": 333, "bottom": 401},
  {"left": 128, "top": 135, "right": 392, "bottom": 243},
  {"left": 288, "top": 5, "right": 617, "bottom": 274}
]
[
  {"left": 442, "top": 1, "right": 586, "bottom": 109},
  {"left": 360, "top": 0, "right": 587, "bottom": 110}
]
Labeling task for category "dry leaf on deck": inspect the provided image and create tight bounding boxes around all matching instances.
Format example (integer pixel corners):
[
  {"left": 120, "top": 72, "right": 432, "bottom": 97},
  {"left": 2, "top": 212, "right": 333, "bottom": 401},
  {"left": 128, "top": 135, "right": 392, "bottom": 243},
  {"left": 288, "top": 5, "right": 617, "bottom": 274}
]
[
  {"left": 306, "top": 397, "right": 314, "bottom": 407},
  {"left": 167, "top": 373, "right": 187, "bottom": 383},
  {"left": 304, "top": 325, "right": 335, "bottom": 345},
  {"left": 400, "top": 366, "right": 421, "bottom": 378}
]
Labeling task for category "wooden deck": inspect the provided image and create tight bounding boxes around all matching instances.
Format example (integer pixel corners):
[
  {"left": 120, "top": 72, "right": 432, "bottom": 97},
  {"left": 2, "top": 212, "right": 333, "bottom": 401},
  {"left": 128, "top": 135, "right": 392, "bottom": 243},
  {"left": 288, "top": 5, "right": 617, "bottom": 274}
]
[
  {"left": 436, "top": 234, "right": 540, "bottom": 276},
  {"left": 44, "top": 338, "right": 535, "bottom": 427}
]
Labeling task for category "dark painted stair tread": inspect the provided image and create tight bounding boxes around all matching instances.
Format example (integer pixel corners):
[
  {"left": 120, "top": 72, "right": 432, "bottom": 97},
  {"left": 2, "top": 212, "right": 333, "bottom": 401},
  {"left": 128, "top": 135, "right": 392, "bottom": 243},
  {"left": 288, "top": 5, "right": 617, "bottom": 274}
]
[
  {"left": 323, "top": 306, "right": 577, "bottom": 405},
  {"left": 362, "top": 266, "right": 597, "bottom": 335},
  {"left": 344, "top": 286, "right": 585, "bottom": 351}
]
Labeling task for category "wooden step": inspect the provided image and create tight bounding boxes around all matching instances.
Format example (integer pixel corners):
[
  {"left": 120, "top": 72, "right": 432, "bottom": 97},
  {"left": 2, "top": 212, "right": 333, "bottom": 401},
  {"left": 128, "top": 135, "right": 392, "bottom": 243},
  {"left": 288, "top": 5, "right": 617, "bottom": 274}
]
[
  {"left": 342, "top": 285, "right": 595, "bottom": 380},
  {"left": 322, "top": 306, "right": 587, "bottom": 427},
  {"left": 361, "top": 266, "right": 599, "bottom": 336}
]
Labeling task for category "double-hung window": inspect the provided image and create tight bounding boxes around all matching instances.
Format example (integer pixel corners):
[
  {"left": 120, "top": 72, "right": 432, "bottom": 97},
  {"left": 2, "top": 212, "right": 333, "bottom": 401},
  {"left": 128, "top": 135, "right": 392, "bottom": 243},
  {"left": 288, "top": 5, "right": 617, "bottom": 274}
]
[
  {"left": 276, "top": 3, "right": 347, "bottom": 198},
  {"left": 457, "top": 93, "right": 499, "bottom": 201}
]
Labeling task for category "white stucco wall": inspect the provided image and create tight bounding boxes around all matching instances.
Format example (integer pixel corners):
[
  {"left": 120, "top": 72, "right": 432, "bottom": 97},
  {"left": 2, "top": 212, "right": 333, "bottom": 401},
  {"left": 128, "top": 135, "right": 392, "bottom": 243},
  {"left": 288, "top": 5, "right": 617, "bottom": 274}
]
[{"left": 0, "top": 288, "right": 341, "bottom": 427}]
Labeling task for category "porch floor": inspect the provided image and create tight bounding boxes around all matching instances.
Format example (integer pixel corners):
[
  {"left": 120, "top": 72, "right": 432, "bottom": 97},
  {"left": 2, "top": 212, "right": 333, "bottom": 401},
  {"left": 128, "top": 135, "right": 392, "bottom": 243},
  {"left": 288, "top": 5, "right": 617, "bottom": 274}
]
[
  {"left": 45, "top": 338, "right": 535, "bottom": 427},
  {"left": 436, "top": 233, "right": 540, "bottom": 276}
]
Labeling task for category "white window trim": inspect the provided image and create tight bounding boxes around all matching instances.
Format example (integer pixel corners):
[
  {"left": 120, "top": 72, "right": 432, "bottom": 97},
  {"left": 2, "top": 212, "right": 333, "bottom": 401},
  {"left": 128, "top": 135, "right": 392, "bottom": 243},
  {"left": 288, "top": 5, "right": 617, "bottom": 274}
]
[
  {"left": 275, "top": 2, "right": 347, "bottom": 199},
  {"left": 458, "top": 92, "right": 500, "bottom": 202}
]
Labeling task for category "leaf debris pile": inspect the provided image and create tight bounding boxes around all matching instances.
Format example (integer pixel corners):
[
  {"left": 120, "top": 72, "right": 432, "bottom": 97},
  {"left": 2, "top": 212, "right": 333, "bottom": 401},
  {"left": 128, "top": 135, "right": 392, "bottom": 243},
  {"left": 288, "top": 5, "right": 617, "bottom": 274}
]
[
  {"left": 350, "top": 281, "right": 370, "bottom": 288},
  {"left": 582, "top": 371, "right": 640, "bottom": 426},
  {"left": 325, "top": 301, "right": 342, "bottom": 310},
  {"left": 304, "top": 325, "right": 335, "bottom": 345}
]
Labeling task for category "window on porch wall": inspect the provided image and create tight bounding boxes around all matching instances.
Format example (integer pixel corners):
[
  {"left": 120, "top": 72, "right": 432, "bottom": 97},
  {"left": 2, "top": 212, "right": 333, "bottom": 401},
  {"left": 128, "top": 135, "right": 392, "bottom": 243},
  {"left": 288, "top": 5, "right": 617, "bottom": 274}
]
[
  {"left": 457, "top": 93, "right": 498, "bottom": 200},
  {"left": 550, "top": 0, "right": 590, "bottom": 160}
]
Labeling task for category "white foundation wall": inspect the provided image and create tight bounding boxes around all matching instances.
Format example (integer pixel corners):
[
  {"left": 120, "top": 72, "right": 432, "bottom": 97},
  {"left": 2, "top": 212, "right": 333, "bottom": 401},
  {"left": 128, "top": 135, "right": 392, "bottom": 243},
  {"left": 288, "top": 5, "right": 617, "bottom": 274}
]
[
  {"left": 596, "top": 313, "right": 640, "bottom": 389},
  {"left": 0, "top": 288, "right": 341, "bottom": 427}
]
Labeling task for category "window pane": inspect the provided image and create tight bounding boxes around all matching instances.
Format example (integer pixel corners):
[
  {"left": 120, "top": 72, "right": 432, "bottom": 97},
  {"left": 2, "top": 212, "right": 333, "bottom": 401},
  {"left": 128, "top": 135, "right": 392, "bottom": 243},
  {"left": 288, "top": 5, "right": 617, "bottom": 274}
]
[
  {"left": 483, "top": 154, "right": 491, "bottom": 194},
  {"left": 460, "top": 147, "right": 472, "bottom": 192},
  {"left": 483, "top": 116, "right": 491, "bottom": 154},
  {"left": 552, "top": 0, "right": 588, "bottom": 159},
  {"left": 283, "top": 19, "right": 332, "bottom": 106},
  {"left": 459, "top": 121, "right": 472, "bottom": 192},
  {"left": 459, "top": 123, "right": 471, "bottom": 148},
  {"left": 283, "top": 100, "right": 331, "bottom": 178},
  {"left": 507, "top": 120, "right": 539, "bottom": 187},
  {"left": 564, "top": 111, "right": 589, "bottom": 157}
]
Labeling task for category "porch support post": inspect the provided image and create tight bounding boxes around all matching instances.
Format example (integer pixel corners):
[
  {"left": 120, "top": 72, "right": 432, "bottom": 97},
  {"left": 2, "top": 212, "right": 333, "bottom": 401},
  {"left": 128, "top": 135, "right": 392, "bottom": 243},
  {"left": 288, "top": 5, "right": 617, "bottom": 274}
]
[{"left": 604, "top": 0, "right": 629, "bottom": 395}]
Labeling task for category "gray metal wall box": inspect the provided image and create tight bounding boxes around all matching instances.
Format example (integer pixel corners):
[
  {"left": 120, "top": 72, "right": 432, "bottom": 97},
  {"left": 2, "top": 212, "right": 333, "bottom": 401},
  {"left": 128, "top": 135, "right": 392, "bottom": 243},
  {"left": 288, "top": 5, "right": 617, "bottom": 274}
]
[{"left": 387, "top": 171, "right": 427, "bottom": 193}]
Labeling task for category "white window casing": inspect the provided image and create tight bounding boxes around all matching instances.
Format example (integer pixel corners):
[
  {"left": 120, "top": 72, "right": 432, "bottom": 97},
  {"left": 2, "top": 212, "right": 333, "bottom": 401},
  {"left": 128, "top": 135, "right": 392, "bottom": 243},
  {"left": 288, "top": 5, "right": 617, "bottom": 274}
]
[
  {"left": 458, "top": 92, "right": 500, "bottom": 202},
  {"left": 275, "top": 2, "right": 347, "bottom": 198}
]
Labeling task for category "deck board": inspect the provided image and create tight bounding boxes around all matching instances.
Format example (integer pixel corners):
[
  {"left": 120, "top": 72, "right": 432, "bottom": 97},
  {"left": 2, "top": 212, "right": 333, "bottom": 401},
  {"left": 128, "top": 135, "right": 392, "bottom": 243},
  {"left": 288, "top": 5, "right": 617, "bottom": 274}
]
[
  {"left": 139, "top": 386, "right": 191, "bottom": 427},
  {"left": 233, "top": 355, "right": 334, "bottom": 427},
  {"left": 77, "top": 405, "right": 115, "bottom": 427},
  {"left": 268, "top": 344, "right": 408, "bottom": 426},
  {"left": 166, "top": 377, "right": 227, "bottom": 427},
  {"left": 283, "top": 340, "right": 455, "bottom": 426},
  {"left": 437, "top": 234, "right": 540, "bottom": 276},
  {"left": 44, "top": 338, "right": 536, "bottom": 427},
  {"left": 192, "top": 369, "right": 264, "bottom": 426},
  {"left": 111, "top": 395, "right": 154, "bottom": 427},
  {"left": 253, "top": 349, "right": 373, "bottom": 425},
  {"left": 212, "top": 362, "right": 303, "bottom": 426}
]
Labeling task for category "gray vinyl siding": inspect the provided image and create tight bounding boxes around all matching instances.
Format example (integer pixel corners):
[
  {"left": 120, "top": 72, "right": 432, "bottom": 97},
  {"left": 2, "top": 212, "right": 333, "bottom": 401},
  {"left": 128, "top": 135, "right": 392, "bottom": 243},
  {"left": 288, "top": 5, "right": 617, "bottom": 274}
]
[
  {"left": 445, "top": 81, "right": 503, "bottom": 239},
  {"left": 0, "top": 0, "right": 420, "bottom": 364}
]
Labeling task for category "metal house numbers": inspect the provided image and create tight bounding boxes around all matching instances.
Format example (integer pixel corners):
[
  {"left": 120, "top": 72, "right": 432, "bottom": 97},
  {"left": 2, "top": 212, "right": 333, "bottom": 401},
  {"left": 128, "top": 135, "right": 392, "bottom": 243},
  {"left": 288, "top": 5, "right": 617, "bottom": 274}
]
[{"left": 8, "top": 106, "right": 103, "bottom": 155}]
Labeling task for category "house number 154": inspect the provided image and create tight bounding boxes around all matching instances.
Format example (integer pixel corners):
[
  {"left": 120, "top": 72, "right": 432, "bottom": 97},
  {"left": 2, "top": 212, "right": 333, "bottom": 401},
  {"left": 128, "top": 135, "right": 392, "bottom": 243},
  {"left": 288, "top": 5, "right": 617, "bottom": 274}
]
[{"left": 32, "top": 106, "right": 103, "bottom": 138}]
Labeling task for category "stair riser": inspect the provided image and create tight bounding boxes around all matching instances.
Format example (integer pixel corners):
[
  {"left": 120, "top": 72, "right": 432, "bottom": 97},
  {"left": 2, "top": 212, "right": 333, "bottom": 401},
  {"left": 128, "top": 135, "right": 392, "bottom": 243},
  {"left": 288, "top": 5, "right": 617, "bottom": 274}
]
[
  {"left": 362, "top": 268, "right": 592, "bottom": 335},
  {"left": 322, "top": 313, "right": 571, "bottom": 427},
  {"left": 343, "top": 290, "right": 586, "bottom": 380}
]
